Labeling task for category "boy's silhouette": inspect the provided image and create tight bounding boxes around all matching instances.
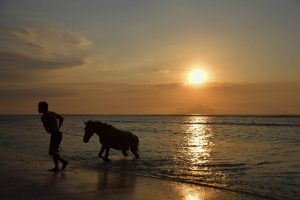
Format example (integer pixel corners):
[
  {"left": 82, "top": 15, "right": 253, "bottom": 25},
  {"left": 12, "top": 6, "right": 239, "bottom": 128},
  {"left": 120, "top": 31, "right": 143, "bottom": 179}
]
[{"left": 38, "top": 101, "right": 68, "bottom": 172}]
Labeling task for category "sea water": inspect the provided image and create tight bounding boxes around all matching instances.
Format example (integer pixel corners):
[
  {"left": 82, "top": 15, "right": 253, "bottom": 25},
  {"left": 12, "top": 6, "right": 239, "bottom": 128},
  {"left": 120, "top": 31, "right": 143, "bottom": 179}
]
[{"left": 0, "top": 115, "right": 299, "bottom": 200}]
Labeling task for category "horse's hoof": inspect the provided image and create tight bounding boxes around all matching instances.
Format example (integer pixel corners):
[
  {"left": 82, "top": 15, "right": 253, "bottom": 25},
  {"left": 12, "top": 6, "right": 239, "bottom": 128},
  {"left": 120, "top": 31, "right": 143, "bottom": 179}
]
[{"left": 104, "top": 158, "right": 111, "bottom": 162}]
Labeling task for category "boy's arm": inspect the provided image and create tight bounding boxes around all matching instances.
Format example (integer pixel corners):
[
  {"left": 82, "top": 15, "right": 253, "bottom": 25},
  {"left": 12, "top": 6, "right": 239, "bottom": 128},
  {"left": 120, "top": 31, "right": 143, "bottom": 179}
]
[{"left": 56, "top": 113, "right": 64, "bottom": 130}]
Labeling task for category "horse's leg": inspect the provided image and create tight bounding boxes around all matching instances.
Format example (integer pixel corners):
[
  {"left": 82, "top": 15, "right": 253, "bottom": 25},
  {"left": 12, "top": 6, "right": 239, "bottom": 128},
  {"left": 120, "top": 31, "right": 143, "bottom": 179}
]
[
  {"left": 130, "top": 146, "right": 139, "bottom": 159},
  {"left": 122, "top": 149, "right": 128, "bottom": 157},
  {"left": 131, "top": 149, "right": 139, "bottom": 159},
  {"left": 98, "top": 146, "right": 105, "bottom": 159},
  {"left": 104, "top": 147, "right": 111, "bottom": 162}
]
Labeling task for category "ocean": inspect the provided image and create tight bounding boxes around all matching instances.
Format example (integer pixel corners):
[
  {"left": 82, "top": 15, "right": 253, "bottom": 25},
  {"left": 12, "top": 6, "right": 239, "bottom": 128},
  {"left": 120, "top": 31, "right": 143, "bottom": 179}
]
[{"left": 0, "top": 115, "right": 299, "bottom": 200}]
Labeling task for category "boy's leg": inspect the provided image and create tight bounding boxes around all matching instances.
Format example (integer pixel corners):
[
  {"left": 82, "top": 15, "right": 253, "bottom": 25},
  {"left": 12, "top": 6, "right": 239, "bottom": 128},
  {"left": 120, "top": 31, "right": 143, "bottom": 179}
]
[
  {"left": 56, "top": 133, "right": 68, "bottom": 170},
  {"left": 49, "top": 133, "right": 68, "bottom": 171},
  {"left": 49, "top": 134, "right": 61, "bottom": 171},
  {"left": 56, "top": 153, "right": 68, "bottom": 170},
  {"left": 51, "top": 156, "right": 59, "bottom": 171}
]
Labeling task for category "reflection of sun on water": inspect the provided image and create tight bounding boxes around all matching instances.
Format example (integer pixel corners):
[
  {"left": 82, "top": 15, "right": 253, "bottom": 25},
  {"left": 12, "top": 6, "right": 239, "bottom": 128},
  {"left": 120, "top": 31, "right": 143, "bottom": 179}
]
[
  {"left": 181, "top": 116, "right": 214, "bottom": 200},
  {"left": 186, "top": 116, "right": 213, "bottom": 165},
  {"left": 180, "top": 116, "right": 228, "bottom": 200}
]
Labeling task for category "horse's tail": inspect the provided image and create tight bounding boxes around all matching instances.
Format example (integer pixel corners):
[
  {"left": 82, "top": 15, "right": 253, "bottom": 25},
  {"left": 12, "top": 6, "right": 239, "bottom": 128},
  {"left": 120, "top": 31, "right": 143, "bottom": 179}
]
[
  {"left": 130, "top": 134, "right": 140, "bottom": 159},
  {"left": 135, "top": 135, "right": 139, "bottom": 151}
]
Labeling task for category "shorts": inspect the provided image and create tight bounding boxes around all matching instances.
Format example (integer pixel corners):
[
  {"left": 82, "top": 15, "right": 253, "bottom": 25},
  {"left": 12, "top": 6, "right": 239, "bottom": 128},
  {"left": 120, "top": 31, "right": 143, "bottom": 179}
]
[{"left": 49, "top": 132, "right": 62, "bottom": 156}]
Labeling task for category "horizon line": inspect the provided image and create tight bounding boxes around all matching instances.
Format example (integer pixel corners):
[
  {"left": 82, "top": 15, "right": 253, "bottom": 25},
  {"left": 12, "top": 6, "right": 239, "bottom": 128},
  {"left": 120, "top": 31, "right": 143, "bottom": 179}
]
[{"left": 1, "top": 114, "right": 300, "bottom": 117}]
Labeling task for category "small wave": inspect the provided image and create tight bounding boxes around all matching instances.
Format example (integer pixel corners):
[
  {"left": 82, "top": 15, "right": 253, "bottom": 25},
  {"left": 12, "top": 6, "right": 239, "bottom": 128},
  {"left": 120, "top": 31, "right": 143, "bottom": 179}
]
[
  {"left": 280, "top": 171, "right": 300, "bottom": 175},
  {"left": 197, "top": 163, "right": 247, "bottom": 168},
  {"left": 194, "top": 163, "right": 253, "bottom": 172},
  {"left": 254, "top": 161, "right": 284, "bottom": 166},
  {"left": 182, "top": 122, "right": 300, "bottom": 127},
  {"left": 255, "top": 161, "right": 272, "bottom": 166},
  {"left": 100, "top": 120, "right": 300, "bottom": 128}
]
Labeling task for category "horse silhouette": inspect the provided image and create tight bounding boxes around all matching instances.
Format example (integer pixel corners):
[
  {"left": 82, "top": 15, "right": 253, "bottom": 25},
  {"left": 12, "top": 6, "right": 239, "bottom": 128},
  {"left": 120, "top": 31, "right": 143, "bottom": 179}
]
[{"left": 83, "top": 121, "right": 139, "bottom": 162}]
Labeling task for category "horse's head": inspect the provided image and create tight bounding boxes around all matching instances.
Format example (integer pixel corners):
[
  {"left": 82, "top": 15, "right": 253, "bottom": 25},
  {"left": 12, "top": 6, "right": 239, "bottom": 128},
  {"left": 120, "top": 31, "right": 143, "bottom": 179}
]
[{"left": 83, "top": 121, "right": 95, "bottom": 143}]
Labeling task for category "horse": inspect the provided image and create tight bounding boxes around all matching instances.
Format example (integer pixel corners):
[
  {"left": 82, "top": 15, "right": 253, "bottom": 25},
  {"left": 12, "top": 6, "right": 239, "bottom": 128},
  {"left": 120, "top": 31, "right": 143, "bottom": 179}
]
[{"left": 83, "top": 121, "right": 139, "bottom": 162}]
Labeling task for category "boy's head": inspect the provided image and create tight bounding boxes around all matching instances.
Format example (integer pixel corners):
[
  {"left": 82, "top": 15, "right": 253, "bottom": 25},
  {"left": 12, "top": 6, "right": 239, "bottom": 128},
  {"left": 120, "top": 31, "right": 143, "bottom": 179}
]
[{"left": 38, "top": 101, "right": 48, "bottom": 113}]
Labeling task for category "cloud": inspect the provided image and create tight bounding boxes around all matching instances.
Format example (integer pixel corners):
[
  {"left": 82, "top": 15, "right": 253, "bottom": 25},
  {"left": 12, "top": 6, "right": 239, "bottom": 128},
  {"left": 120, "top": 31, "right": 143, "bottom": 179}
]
[
  {"left": 0, "top": 25, "right": 91, "bottom": 82},
  {"left": 0, "top": 51, "right": 87, "bottom": 69},
  {"left": 175, "top": 104, "right": 216, "bottom": 114},
  {"left": 154, "top": 82, "right": 183, "bottom": 87},
  {"left": 0, "top": 25, "right": 91, "bottom": 52},
  {"left": 0, "top": 87, "right": 76, "bottom": 99}
]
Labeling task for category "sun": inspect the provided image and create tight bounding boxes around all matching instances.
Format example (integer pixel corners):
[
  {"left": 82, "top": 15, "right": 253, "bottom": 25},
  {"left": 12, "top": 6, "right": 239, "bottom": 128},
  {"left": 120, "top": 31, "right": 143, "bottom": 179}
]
[{"left": 187, "top": 69, "right": 207, "bottom": 85}]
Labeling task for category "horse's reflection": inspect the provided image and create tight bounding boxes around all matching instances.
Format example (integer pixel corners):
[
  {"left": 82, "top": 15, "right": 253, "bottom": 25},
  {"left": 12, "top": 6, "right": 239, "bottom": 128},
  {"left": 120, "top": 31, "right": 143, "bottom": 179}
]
[{"left": 97, "top": 165, "right": 136, "bottom": 191}]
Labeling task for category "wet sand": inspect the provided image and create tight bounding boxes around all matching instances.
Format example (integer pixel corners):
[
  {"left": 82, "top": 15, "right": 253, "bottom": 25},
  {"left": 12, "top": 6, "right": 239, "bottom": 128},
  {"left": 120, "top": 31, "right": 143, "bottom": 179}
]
[{"left": 0, "top": 148, "right": 267, "bottom": 200}]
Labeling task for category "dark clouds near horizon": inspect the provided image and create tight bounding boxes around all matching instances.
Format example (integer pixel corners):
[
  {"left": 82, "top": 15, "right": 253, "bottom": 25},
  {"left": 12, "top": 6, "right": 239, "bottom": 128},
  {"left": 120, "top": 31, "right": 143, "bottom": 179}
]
[{"left": 1, "top": 81, "right": 299, "bottom": 114}]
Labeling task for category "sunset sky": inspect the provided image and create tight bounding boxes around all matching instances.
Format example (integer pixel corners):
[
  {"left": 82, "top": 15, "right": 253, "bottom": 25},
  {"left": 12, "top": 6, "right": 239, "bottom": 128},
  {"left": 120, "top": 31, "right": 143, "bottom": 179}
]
[{"left": 0, "top": 0, "right": 299, "bottom": 114}]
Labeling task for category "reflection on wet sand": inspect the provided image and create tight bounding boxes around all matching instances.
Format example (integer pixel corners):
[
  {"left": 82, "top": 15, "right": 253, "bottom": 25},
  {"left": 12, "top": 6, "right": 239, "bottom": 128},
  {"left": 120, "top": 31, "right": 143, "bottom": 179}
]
[
  {"left": 185, "top": 192, "right": 200, "bottom": 200},
  {"left": 41, "top": 166, "right": 138, "bottom": 198},
  {"left": 42, "top": 161, "right": 222, "bottom": 200},
  {"left": 97, "top": 165, "right": 136, "bottom": 191},
  {"left": 46, "top": 171, "right": 66, "bottom": 186},
  {"left": 182, "top": 185, "right": 214, "bottom": 200},
  {"left": 0, "top": 149, "right": 266, "bottom": 200}
]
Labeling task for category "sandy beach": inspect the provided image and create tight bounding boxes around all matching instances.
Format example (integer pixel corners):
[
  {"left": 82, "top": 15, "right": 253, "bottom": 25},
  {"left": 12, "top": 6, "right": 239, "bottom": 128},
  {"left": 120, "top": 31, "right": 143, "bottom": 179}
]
[{"left": 0, "top": 147, "right": 268, "bottom": 200}]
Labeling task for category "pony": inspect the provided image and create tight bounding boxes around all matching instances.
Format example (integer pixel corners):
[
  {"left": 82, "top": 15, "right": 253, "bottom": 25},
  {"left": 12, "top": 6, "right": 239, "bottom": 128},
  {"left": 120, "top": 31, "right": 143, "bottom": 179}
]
[{"left": 83, "top": 121, "right": 139, "bottom": 162}]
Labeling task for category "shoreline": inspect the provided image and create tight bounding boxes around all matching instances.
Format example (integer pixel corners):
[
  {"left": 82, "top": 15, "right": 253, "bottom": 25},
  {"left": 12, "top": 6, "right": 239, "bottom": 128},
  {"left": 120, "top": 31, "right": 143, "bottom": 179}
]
[{"left": 0, "top": 148, "right": 269, "bottom": 200}]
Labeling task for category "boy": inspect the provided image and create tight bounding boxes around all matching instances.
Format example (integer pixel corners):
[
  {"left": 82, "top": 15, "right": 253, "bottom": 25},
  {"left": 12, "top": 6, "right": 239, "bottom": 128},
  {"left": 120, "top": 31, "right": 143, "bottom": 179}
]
[{"left": 38, "top": 101, "right": 68, "bottom": 172}]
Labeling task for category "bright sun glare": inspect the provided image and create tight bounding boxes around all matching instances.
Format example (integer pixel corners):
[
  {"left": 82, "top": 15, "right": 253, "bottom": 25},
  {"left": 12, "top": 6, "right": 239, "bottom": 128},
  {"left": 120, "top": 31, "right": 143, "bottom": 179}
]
[{"left": 188, "top": 69, "right": 207, "bottom": 85}]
